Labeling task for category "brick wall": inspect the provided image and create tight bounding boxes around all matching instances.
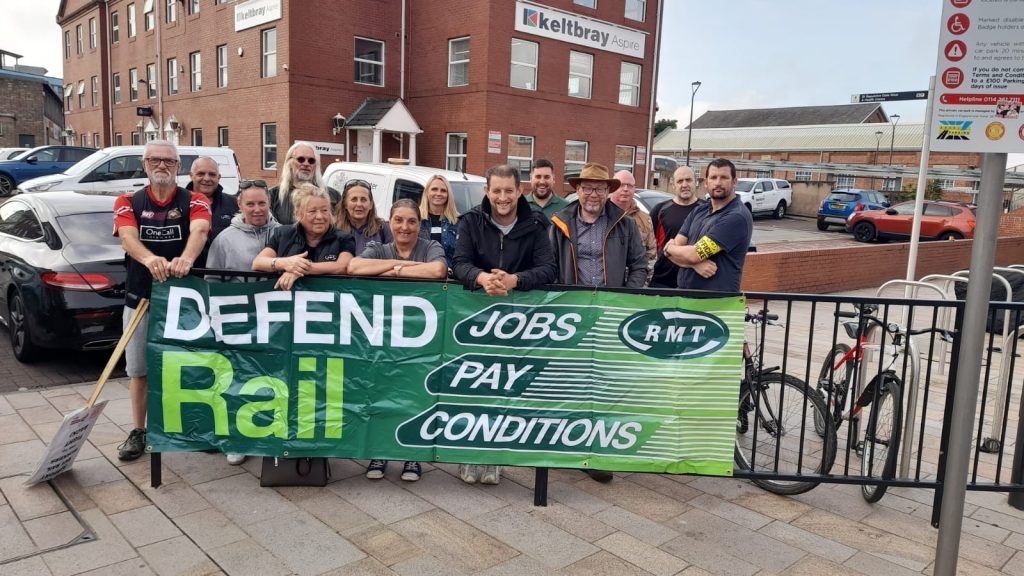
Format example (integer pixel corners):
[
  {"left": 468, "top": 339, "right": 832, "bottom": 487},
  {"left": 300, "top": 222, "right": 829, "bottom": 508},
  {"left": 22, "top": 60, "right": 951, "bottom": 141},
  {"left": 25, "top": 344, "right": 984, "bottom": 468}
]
[
  {"left": 0, "top": 78, "right": 47, "bottom": 148},
  {"left": 742, "top": 237, "right": 1024, "bottom": 293}
]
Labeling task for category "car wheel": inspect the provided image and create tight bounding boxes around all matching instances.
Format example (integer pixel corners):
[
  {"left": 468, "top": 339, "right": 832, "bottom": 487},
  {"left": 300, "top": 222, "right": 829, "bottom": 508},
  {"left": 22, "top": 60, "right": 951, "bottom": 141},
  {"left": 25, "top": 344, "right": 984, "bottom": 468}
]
[
  {"left": 816, "top": 219, "right": 829, "bottom": 231},
  {"left": 773, "top": 201, "right": 787, "bottom": 220},
  {"left": 0, "top": 174, "right": 14, "bottom": 197},
  {"left": 8, "top": 292, "right": 39, "bottom": 363},
  {"left": 940, "top": 231, "right": 963, "bottom": 241},
  {"left": 853, "top": 222, "right": 877, "bottom": 243}
]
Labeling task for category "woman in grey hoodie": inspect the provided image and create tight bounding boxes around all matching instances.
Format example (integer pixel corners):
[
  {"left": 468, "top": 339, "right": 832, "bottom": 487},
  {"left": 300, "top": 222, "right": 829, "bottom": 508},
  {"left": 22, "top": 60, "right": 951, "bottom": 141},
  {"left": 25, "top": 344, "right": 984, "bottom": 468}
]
[{"left": 207, "top": 180, "right": 281, "bottom": 283}]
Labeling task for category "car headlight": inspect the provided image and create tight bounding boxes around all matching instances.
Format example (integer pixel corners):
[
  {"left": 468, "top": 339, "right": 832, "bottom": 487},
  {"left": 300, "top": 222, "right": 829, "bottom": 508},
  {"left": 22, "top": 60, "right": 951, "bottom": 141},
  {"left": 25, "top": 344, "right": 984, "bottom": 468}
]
[{"left": 25, "top": 181, "right": 60, "bottom": 192}]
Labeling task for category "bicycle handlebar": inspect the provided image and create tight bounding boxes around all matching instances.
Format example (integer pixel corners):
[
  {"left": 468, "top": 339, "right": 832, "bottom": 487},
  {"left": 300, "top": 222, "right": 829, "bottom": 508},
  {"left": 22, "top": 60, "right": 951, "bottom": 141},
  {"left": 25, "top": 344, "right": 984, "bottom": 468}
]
[
  {"left": 745, "top": 311, "right": 780, "bottom": 324},
  {"left": 836, "top": 307, "right": 956, "bottom": 342}
]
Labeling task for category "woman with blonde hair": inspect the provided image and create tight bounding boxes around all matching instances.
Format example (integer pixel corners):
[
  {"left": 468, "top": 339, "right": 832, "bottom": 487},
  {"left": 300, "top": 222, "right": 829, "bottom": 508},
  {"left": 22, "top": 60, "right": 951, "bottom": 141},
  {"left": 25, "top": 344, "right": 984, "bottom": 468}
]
[
  {"left": 418, "top": 174, "right": 459, "bottom": 268},
  {"left": 336, "top": 179, "right": 392, "bottom": 254}
]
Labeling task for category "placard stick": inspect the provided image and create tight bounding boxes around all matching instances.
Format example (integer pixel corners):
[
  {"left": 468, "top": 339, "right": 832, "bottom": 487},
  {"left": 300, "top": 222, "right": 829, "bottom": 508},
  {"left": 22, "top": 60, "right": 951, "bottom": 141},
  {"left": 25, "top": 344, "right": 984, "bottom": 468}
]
[{"left": 86, "top": 299, "right": 149, "bottom": 408}]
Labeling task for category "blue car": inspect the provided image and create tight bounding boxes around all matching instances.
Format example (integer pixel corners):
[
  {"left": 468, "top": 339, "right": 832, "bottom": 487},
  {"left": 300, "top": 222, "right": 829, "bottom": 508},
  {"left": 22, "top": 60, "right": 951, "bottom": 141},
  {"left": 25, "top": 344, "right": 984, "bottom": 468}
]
[
  {"left": 0, "top": 145, "right": 95, "bottom": 197},
  {"left": 816, "top": 188, "right": 890, "bottom": 231}
]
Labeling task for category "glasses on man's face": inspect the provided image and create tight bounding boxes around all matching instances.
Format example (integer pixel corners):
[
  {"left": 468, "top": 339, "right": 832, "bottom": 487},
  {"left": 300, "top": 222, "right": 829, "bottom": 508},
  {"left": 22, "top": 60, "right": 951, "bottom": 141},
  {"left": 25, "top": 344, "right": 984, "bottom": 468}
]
[
  {"left": 145, "top": 157, "right": 179, "bottom": 167},
  {"left": 344, "top": 179, "right": 372, "bottom": 191},
  {"left": 579, "top": 185, "right": 610, "bottom": 195},
  {"left": 239, "top": 179, "right": 268, "bottom": 190},
  {"left": 291, "top": 156, "right": 317, "bottom": 165}
]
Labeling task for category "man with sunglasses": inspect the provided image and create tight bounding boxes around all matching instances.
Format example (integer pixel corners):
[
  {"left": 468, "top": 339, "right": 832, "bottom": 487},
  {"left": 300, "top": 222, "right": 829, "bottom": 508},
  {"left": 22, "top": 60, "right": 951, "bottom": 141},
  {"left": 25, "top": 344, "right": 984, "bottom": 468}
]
[
  {"left": 187, "top": 156, "right": 237, "bottom": 266},
  {"left": 113, "top": 140, "right": 212, "bottom": 461},
  {"left": 268, "top": 142, "right": 341, "bottom": 225}
]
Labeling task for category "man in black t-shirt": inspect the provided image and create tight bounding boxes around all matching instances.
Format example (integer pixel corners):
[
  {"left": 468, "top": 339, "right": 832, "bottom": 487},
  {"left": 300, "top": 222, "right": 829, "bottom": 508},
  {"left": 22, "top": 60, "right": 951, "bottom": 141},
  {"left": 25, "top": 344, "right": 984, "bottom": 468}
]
[{"left": 649, "top": 166, "right": 704, "bottom": 288}]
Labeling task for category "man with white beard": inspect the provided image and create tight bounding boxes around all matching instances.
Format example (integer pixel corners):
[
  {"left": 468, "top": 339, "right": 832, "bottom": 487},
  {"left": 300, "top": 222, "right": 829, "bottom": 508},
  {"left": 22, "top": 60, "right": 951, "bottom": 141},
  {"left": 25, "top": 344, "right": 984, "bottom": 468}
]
[{"left": 112, "top": 140, "right": 211, "bottom": 461}]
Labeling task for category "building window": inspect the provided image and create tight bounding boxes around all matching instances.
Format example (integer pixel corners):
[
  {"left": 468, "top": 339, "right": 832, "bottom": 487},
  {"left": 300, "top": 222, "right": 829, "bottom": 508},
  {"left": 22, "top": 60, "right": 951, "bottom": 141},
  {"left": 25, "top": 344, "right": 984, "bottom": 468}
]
[
  {"left": 167, "top": 58, "right": 178, "bottom": 95},
  {"left": 446, "top": 133, "right": 467, "bottom": 172},
  {"left": 146, "top": 63, "right": 157, "bottom": 98},
  {"left": 77, "top": 81, "right": 85, "bottom": 109},
  {"left": 111, "top": 12, "right": 120, "bottom": 43},
  {"left": 568, "top": 51, "right": 593, "bottom": 99},
  {"left": 261, "top": 28, "right": 277, "bottom": 78},
  {"left": 619, "top": 62, "right": 641, "bottom": 107},
  {"left": 64, "top": 85, "right": 72, "bottom": 111},
  {"left": 131, "top": 132, "right": 140, "bottom": 145},
  {"left": 507, "top": 135, "right": 534, "bottom": 183},
  {"left": 882, "top": 177, "right": 902, "bottom": 192},
  {"left": 89, "top": 18, "right": 97, "bottom": 49},
  {"left": 354, "top": 37, "right": 385, "bottom": 86},
  {"left": 756, "top": 169, "right": 772, "bottom": 179},
  {"left": 216, "top": 45, "right": 227, "bottom": 87},
  {"left": 115, "top": 133, "right": 123, "bottom": 146},
  {"left": 144, "top": 0, "right": 155, "bottom": 31},
  {"left": 81, "top": 134, "right": 88, "bottom": 147},
  {"left": 625, "top": 0, "right": 646, "bottom": 21},
  {"left": 91, "top": 76, "right": 98, "bottom": 106},
  {"left": 189, "top": 0, "right": 200, "bottom": 15},
  {"left": 565, "top": 140, "right": 588, "bottom": 176},
  {"left": 795, "top": 170, "right": 812, "bottom": 182},
  {"left": 129, "top": 68, "right": 139, "bottom": 101},
  {"left": 262, "top": 123, "right": 277, "bottom": 170},
  {"left": 614, "top": 146, "right": 635, "bottom": 173},
  {"left": 574, "top": 0, "right": 597, "bottom": 7},
  {"left": 190, "top": 51, "right": 201, "bottom": 91},
  {"left": 941, "top": 178, "right": 955, "bottom": 189},
  {"left": 836, "top": 174, "right": 855, "bottom": 188},
  {"left": 76, "top": 24, "right": 83, "bottom": 54},
  {"left": 113, "top": 73, "right": 121, "bottom": 104},
  {"left": 448, "top": 37, "right": 469, "bottom": 87},
  {"left": 166, "top": 0, "right": 177, "bottom": 23},
  {"left": 510, "top": 38, "right": 538, "bottom": 90},
  {"left": 93, "top": 133, "right": 101, "bottom": 148},
  {"left": 218, "top": 126, "right": 229, "bottom": 147},
  {"left": 128, "top": 3, "right": 137, "bottom": 37},
  {"left": 191, "top": 128, "right": 203, "bottom": 146},
  {"left": 64, "top": 31, "right": 71, "bottom": 59}
]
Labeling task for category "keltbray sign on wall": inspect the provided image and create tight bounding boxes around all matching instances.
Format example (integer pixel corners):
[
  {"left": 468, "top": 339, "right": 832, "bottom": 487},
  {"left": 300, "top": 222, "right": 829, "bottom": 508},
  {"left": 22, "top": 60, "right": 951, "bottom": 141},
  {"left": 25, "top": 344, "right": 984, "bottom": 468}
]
[{"left": 147, "top": 277, "right": 744, "bottom": 476}]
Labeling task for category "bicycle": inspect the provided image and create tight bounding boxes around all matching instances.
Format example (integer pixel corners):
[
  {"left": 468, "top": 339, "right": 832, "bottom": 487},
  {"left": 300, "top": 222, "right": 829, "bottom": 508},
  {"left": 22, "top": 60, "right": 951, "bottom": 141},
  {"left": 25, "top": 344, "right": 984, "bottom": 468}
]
[
  {"left": 734, "top": 310, "right": 836, "bottom": 496},
  {"left": 816, "top": 304, "right": 954, "bottom": 502}
]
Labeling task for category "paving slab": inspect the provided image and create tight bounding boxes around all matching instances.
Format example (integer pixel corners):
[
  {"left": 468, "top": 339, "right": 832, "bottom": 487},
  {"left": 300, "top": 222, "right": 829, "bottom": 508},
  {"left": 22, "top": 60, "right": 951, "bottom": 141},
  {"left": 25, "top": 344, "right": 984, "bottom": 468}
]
[
  {"left": 40, "top": 508, "right": 137, "bottom": 576},
  {"left": 0, "top": 476, "right": 67, "bottom": 520},
  {"left": 468, "top": 506, "right": 599, "bottom": 569},
  {"left": 558, "top": 549, "right": 651, "bottom": 575},
  {"left": 0, "top": 414, "right": 38, "bottom": 446},
  {"left": 327, "top": 475, "right": 435, "bottom": 525},
  {"left": 347, "top": 524, "right": 423, "bottom": 567},
  {"left": 392, "top": 508, "right": 518, "bottom": 573},
  {"left": 23, "top": 511, "right": 86, "bottom": 549},
  {"left": 0, "top": 556, "right": 53, "bottom": 576},
  {"left": 318, "top": 556, "right": 399, "bottom": 576},
  {"left": 137, "top": 535, "right": 219, "bottom": 576},
  {"left": 174, "top": 507, "right": 249, "bottom": 551},
  {"left": 206, "top": 538, "right": 292, "bottom": 576},
  {"left": 109, "top": 504, "right": 182, "bottom": 548},
  {"left": 246, "top": 510, "right": 366, "bottom": 575},
  {"left": 192, "top": 472, "right": 295, "bottom": 525},
  {"left": 276, "top": 486, "right": 379, "bottom": 535},
  {"left": 528, "top": 501, "right": 618, "bottom": 542},
  {"left": 82, "top": 479, "right": 149, "bottom": 515},
  {"left": 594, "top": 505, "right": 679, "bottom": 546},
  {"left": 390, "top": 553, "right": 468, "bottom": 576},
  {"left": 0, "top": 505, "right": 37, "bottom": 563},
  {"left": 595, "top": 531, "right": 689, "bottom": 576},
  {"left": 667, "top": 508, "right": 805, "bottom": 573}
]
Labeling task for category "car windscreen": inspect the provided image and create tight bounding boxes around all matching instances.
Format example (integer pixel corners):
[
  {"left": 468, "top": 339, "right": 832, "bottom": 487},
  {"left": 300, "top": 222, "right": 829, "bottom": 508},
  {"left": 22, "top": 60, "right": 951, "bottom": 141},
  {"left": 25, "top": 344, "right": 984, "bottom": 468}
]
[
  {"left": 735, "top": 181, "right": 754, "bottom": 192},
  {"left": 451, "top": 181, "right": 485, "bottom": 214},
  {"left": 63, "top": 149, "right": 114, "bottom": 177},
  {"left": 825, "top": 192, "right": 859, "bottom": 202},
  {"left": 56, "top": 212, "right": 121, "bottom": 245}
]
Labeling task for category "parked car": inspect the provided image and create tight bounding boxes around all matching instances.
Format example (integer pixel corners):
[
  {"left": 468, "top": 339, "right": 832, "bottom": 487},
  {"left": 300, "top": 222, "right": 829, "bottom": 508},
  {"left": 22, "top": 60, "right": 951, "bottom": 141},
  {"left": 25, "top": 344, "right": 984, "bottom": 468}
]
[
  {"left": 0, "top": 146, "right": 96, "bottom": 197},
  {"left": 18, "top": 145, "right": 241, "bottom": 195},
  {"left": 0, "top": 192, "right": 126, "bottom": 362},
  {"left": 734, "top": 178, "right": 792, "bottom": 219},
  {"left": 0, "top": 148, "right": 29, "bottom": 161},
  {"left": 566, "top": 188, "right": 672, "bottom": 215},
  {"left": 846, "top": 200, "right": 976, "bottom": 243},
  {"left": 322, "top": 161, "right": 485, "bottom": 216},
  {"left": 816, "top": 189, "right": 890, "bottom": 230}
]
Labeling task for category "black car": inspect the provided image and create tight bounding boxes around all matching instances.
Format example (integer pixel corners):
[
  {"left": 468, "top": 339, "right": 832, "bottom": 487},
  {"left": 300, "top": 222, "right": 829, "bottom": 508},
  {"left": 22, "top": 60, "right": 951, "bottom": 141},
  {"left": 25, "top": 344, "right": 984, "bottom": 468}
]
[{"left": 0, "top": 192, "right": 126, "bottom": 362}]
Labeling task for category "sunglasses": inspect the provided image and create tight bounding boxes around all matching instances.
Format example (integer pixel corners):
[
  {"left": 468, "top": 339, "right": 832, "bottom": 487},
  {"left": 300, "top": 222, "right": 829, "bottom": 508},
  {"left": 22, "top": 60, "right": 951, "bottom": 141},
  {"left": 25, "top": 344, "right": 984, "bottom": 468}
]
[
  {"left": 239, "top": 179, "right": 268, "bottom": 190},
  {"left": 291, "top": 156, "right": 317, "bottom": 165},
  {"left": 344, "top": 179, "right": 372, "bottom": 191}
]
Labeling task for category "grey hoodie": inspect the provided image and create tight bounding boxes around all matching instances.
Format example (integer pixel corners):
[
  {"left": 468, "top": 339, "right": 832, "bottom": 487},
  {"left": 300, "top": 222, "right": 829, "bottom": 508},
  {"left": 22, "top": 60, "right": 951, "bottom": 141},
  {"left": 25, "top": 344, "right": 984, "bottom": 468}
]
[{"left": 206, "top": 213, "right": 281, "bottom": 282}]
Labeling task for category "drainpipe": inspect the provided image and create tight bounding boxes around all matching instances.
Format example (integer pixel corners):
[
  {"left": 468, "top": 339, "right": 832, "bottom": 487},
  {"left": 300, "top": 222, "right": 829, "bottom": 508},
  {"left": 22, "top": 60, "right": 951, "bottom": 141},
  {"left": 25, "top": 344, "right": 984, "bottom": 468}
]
[
  {"left": 643, "top": 0, "right": 664, "bottom": 189},
  {"left": 156, "top": 5, "right": 164, "bottom": 139},
  {"left": 400, "top": 0, "right": 406, "bottom": 101},
  {"left": 101, "top": 0, "right": 113, "bottom": 143}
]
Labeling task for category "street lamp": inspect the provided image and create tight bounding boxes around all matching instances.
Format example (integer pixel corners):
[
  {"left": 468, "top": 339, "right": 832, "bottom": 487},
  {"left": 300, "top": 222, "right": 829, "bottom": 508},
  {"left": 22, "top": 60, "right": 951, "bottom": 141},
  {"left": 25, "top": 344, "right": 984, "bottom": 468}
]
[
  {"left": 873, "top": 130, "right": 884, "bottom": 189},
  {"left": 888, "top": 114, "right": 900, "bottom": 167},
  {"left": 685, "top": 80, "right": 701, "bottom": 167}
]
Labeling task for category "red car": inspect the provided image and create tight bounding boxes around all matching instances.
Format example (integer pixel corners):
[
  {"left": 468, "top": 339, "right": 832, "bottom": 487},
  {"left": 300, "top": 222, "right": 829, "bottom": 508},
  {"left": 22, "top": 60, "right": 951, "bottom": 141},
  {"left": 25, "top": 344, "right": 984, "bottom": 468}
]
[{"left": 846, "top": 200, "right": 976, "bottom": 243}]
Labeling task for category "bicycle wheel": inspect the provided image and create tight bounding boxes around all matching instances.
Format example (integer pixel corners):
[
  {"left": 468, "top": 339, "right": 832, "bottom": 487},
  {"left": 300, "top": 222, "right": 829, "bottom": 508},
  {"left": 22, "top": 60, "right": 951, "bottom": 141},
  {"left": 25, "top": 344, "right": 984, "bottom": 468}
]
[
  {"left": 815, "top": 343, "right": 852, "bottom": 437},
  {"left": 735, "top": 373, "right": 837, "bottom": 495},
  {"left": 859, "top": 376, "right": 902, "bottom": 503}
]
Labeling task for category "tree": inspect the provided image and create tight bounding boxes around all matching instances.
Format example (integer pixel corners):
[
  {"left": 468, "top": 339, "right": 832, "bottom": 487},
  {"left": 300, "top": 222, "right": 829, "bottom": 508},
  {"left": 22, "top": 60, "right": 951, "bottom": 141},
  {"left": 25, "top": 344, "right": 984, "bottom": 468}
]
[{"left": 654, "top": 118, "right": 678, "bottom": 136}]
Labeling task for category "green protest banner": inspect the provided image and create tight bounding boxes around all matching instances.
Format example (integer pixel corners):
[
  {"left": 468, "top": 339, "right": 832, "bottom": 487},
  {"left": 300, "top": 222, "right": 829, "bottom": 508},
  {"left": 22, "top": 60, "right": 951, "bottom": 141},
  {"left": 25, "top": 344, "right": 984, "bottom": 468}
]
[{"left": 147, "top": 276, "right": 745, "bottom": 475}]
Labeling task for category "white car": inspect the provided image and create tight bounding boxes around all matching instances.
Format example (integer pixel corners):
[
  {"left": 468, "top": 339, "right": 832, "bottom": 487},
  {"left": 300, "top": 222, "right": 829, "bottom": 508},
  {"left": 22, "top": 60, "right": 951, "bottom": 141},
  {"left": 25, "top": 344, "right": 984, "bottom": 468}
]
[
  {"left": 0, "top": 148, "right": 29, "bottom": 161},
  {"left": 734, "top": 178, "right": 792, "bottom": 219},
  {"left": 322, "top": 161, "right": 485, "bottom": 216},
  {"left": 17, "top": 145, "right": 241, "bottom": 195}
]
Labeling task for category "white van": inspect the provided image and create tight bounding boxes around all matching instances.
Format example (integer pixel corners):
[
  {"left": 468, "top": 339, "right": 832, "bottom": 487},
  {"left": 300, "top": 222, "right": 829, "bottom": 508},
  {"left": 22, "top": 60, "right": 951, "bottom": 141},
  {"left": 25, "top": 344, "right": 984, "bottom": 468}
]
[
  {"left": 321, "top": 161, "right": 486, "bottom": 216},
  {"left": 734, "top": 178, "right": 792, "bottom": 219},
  {"left": 16, "top": 145, "right": 241, "bottom": 195}
]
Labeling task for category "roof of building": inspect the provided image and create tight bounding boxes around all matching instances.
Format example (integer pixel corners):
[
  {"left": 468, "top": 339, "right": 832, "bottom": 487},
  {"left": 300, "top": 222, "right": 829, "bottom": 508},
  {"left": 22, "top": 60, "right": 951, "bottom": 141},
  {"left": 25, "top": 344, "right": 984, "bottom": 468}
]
[
  {"left": 688, "top": 103, "right": 888, "bottom": 129},
  {"left": 652, "top": 122, "right": 924, "bottom": 154},
  {"left": 347, "top": 98, "right": 401, "bottom": 127},
  {"left": 0, "top": 67, "right": 63, "bottom": 97},
  {"left": 345, "top": 98, "right": 422, "bottom": 133}
]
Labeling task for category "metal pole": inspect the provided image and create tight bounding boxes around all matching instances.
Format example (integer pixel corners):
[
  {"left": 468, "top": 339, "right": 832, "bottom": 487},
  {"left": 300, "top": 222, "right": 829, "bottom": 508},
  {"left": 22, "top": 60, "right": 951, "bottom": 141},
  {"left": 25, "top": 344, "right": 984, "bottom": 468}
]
[
  {"left": 686, "top": 81, "right": 700, "bottom": 167},
  {"left": 934, "top": 152, "right": 1007, "bottom": 576},
  {"left": 888, "top": 114, "right": 901, "bottom": 167},
  {"left": 873, "top": 131, "right": 883, "bottom": 189},
  {"left": 906, "top": 76, "right": 938, "bottom": 283}
]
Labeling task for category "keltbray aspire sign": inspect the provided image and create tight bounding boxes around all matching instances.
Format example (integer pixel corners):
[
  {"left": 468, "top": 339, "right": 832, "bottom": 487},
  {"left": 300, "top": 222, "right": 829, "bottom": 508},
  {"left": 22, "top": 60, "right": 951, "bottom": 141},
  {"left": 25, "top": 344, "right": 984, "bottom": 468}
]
[{"left": 147, "top": 277, "right": 744, "bottom": 475}]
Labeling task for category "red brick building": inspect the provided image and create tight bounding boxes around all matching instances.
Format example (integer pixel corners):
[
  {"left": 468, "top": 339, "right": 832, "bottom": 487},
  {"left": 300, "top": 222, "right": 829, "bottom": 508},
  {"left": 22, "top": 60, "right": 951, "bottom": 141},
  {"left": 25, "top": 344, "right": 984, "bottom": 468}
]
[
  {"left": 58, "top": 0, "right": 661, "bottom": 184},
  {"left": 0, "top": 51, "right": 64, "bottom": 148}
]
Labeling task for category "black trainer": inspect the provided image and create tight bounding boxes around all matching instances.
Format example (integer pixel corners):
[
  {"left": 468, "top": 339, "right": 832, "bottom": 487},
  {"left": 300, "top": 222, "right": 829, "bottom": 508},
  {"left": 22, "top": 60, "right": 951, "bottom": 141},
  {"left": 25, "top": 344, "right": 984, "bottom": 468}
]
[
  {"left": 117, "top": 428, "right": 147, "bottom": 461},
  {"left": 586, "top": 469, "right": 613, "bottom": 483},
  {"left": 401, "top": 461, "right": 422, "bottom": 482}
]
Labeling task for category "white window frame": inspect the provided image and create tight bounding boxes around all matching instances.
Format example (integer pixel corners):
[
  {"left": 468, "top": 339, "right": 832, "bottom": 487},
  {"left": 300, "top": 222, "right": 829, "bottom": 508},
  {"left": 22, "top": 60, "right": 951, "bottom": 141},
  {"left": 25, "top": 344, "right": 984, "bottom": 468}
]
[
  {"left": 190, "top": 51, "right": 201, "bottom": 92},
  {"left": 940, "top": 178, "right": 955, "bottom": 189},
  {"left": 64, "top": 31, "right": 71, "bottom": 59},
  {"left": 111, "top": 12, "right": 120, "bottom": 43},
  {"left": 568, "top": 51, "right": 593, "bottom": 99},
  {"left": 882, "top": 177, "right": 902, "bottom": 192},
  {"left": 507, "top": 134, "right": 534, "bottom": 183},
  {"left": 446, "top": 133, "right": 468, "bottom": 172},
  {"left": 167, "top": 58, "right": 178, "bottom": 95},
  {"left": 146, "top": 63, "right": 157, "bottom": 98},
  {"left": 261, "top": 28, "right": 277, "bottom": 78},
  {"left": 89, "top": 18, "right": 97, "bottom": 49},
  {"left": 128, "top": 3, "right": 137, "bottom": 37},
  {"left": 64, "top": 84, "right": 72, "bottom": 111},
  {"left": 448, "top": 37, "right": 469, "bottom": 87},
  {"left": 619, "top": 62, "right": 641, "bottom": 107},
  {"left": 354, "top": 37, "right": 385, "bottom": 86},
  {"left": 625, "top": 0, "right": 646, "bottom": 22},
  {"left": 112, "top": 73, "right": 121, "bottom": 104},
  {"left": 574, "top": 0, "right": 597, "bottom": 8},
  {"left": 189, "top": 0, "right": 200, "bottom": 15},
  {"left": 166, "top": 0, "right": 177, "bottom": 23},
  {"left": 131, "top": 132, "right": 141, "bottom": 145},
  {"left": 115, "top": 132, "right": 123, "bottom": 146},
  {"left": 216, "top": 45, "right": 228, "bottom": 87},
  {"left": 77, "top": 81, "right": 85, "bottom": 109},
  {"left": 565, "top": 140, "right": 589, "bottom": 175},
  {"left": 129, "top": 68, "right": 139, "bottom": 101},
  {"left": 795, "top": 170, "right": 812, "bottom": 182},
  {"left": 218, "top": 126, "right": 229, "bottom": 147},
  {"left": 93, "top": 133, "right": 101, "bottom": 148},
  {"left": 510, "top": 38, "right": 538, "bottom": 91},
  {"left": 262, "top": 123, "right": 277, "bottom": 170},
  {"left": 144, "top": 0, "right": 155, "bottom": 31},
  {"left": 836, "top": 174, "right": 856, "bottom": 188},
  {"left": 76, "top": 24, "right": 83, "bottom": 54},
  {"left": 91, "top": 76, "right": 98, "bottom": 106},
  {"left": 191, "top": 128, "right": 203, "bottom": 146},
  {"left": 756, "top": 169, "right": 772, "bottom": 179},
  {"left": 614, "top": 145, "right": 635, "bottom": 173}
]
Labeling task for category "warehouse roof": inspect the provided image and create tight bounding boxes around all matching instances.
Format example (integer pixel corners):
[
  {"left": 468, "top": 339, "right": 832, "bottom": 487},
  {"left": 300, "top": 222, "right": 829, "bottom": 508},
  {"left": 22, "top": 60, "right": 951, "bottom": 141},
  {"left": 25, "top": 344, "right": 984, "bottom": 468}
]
[
  {"left": 688, "top": 103, "right": 889, "bottom": 129},
  {"left": 653, "top": 122, "right": 924, "bottom": 154}
]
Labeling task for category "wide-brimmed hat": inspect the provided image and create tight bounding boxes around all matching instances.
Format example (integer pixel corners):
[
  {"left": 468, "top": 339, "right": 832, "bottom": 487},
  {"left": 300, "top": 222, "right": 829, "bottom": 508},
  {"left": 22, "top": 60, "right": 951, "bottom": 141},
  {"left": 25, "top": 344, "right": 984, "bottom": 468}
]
[{"left": 568, "top": 163, "right": 621, "bottom": 193}]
